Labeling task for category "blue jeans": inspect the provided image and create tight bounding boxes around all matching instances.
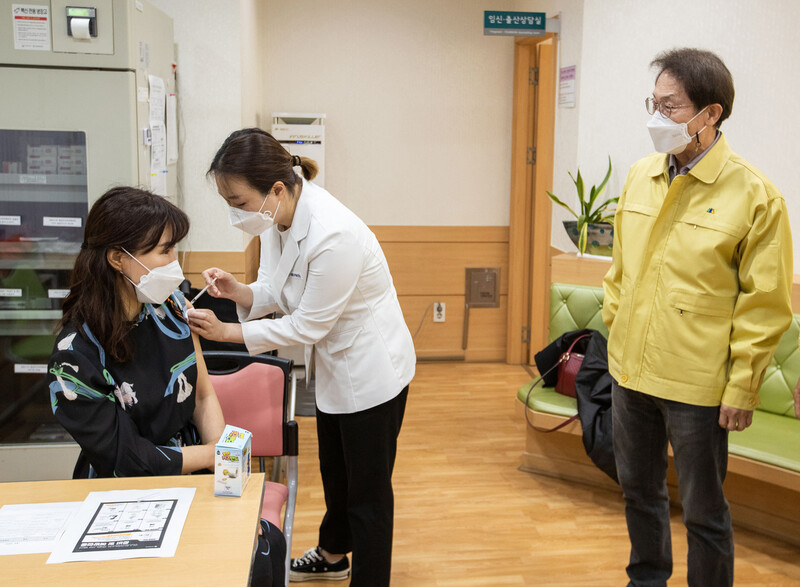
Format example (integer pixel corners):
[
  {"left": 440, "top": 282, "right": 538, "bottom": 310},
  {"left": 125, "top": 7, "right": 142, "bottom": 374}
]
[{"left": 612, "top": 381, "right": 733, "bottom": 587}]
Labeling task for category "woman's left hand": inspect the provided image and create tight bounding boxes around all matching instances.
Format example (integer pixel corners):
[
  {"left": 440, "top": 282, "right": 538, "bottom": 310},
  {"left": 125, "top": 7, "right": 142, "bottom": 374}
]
[{"left": 187, "top": 308, "right": 243, "bottom": 344}]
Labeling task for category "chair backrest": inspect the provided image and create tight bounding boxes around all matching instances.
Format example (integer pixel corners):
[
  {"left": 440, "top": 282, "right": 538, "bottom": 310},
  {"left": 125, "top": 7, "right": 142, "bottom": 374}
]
[{"left": 205, "top": 351, "right": 293, "bottom": 457}]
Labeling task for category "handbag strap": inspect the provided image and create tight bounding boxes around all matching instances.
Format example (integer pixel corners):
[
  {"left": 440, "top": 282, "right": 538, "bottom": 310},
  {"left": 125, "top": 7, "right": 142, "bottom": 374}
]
[
  {"left": 522, "top": 333, "right": 590, "bottom": 433},
  {"left": 523, "top": 356, "right": 580, "bottom": 433},
  {"left": 564, "top": 333, "right": 591, "bottom": 355}
]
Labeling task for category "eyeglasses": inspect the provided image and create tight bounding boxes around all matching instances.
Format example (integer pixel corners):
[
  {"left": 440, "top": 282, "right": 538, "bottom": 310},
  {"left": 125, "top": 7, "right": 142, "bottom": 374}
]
[{"left": 645, "top": 97, "right": 691, "bottom": 118}]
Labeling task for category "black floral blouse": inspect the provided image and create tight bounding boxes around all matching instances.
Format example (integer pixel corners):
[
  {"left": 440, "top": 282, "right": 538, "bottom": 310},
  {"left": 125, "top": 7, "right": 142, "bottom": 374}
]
[{"left": 47, "top": 292, "right": 200, "bottom": 478}]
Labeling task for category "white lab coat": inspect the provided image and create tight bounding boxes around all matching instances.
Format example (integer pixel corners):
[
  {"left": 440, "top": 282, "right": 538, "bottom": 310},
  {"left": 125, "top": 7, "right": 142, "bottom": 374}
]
[{"left": 236, "top": 179, "right": 416, "bottom": 413}]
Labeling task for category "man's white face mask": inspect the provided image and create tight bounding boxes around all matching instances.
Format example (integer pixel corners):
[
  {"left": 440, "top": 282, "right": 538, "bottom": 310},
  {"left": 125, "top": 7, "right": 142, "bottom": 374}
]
[{"left": 646, "top": 106, "right": 709, "bottom": 155}]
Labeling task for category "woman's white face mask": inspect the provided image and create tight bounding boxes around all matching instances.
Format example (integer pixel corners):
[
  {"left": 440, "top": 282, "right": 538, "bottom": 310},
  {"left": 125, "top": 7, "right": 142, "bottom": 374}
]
[
  {"left": 228, "top": 196, "right": 280, "bottom": 235},
  {"left": 121, "top": 247, "right": 185, "bottom": 305},
  {"left": 646, "top": 106, "right": 709, "bottom": 155}
]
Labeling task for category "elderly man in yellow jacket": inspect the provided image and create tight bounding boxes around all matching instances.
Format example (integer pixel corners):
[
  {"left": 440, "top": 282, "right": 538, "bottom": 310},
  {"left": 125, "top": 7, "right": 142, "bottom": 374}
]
[{"left": 603, "top": 48, "right": 792, "bottom": 587}]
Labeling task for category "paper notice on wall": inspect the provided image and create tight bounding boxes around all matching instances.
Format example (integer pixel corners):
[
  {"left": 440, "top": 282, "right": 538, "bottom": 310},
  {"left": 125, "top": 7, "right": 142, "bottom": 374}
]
[
  {"left": 559, "top": 65, "right": 577, "bottom": 108},
  {"left": 148, "top": 75, "right": 166, "bottom": 125},
  {"left": 12, "top": 4, "right": 51, "bottom": 51},
  {"left": 166, "top": 94, "right": 178, "bottom": 164},
  {"left": 43, "top": 216, "right": 82, "bottom": 228},
  {"left": 148, "top": 75, "right": 168, "bottom": 196},
  {"left": 14, "top": 364, "right": 47, "bottom": 374},
  {"left": 150, "top": 121, "right": 167, "bottom": 196}
]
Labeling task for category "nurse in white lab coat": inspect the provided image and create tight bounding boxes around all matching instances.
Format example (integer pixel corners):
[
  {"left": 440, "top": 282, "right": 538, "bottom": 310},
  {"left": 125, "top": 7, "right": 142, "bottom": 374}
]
[{"left": 187, "top": 128, "right": 415, "bottom": 587}]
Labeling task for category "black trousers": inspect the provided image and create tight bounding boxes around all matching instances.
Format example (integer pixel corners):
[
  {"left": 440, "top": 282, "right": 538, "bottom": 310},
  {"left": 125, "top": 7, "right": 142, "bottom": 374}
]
[{"left": 316, "top": 386, "right": 409, "bottom": 587}]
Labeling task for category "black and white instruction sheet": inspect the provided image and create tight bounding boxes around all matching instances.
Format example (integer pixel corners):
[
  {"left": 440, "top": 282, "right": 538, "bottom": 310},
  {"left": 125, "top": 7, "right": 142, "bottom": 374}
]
[{"left": 47, "top": 488, "right": 195, "bottom": 563}]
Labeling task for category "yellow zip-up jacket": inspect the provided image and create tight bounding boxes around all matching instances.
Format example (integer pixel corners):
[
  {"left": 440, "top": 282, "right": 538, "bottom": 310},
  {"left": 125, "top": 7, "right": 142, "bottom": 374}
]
[{"left": 602, "top": 133, "right": 793, "bottom": 410}]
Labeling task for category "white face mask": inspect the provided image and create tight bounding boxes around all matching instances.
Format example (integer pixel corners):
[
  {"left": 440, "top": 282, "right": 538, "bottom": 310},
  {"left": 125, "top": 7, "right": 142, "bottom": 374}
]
[
  {"left": 646, "top": 106, "right": 709, "bottom": 155},
  {"left": 228, "top": 196, "right": 280, "bottom": 235},
  {"left": 121, "top": 247, "right": 185, "bottom": 305}
]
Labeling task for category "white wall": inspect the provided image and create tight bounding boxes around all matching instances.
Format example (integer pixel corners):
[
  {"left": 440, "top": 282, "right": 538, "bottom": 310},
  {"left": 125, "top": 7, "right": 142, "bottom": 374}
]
[
  {"left": 148, "top": 0, "right": 246, "bottom": 252},
  {"left": 573, "top": 0, "right": 800, "bottom": 270},
  {"left": 259, "top": 0, "right": 522, "bottom": 225},
  {"left": 154, "top": 0, "right": 800, "bottom": 269}
]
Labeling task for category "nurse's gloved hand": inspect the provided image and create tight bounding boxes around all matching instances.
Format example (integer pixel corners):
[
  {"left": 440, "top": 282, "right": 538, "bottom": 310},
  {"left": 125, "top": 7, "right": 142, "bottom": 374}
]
[{"left": 186, "top": 308, "right": 244, "bottom": 345}]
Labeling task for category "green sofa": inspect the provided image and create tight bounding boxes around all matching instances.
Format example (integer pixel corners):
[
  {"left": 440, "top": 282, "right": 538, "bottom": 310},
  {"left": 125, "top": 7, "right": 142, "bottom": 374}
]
[{"left": 518, "top": 282, "right": 800, "bottom": 475}]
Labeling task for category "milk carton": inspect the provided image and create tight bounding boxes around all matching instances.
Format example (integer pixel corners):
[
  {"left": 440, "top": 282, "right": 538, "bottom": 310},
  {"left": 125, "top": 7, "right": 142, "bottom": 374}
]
[{"left": 214, "top": 425, "right": 252, "bottom": 497}]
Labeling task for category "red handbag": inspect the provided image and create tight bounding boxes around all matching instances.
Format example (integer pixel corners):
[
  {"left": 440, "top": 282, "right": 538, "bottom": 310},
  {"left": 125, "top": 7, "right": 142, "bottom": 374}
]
[
  {"left": 555, "top": 334, "right": 590, "bottom": 398},
  {"left": 523, "top": 334, "right": 590, "bottom": 433}
]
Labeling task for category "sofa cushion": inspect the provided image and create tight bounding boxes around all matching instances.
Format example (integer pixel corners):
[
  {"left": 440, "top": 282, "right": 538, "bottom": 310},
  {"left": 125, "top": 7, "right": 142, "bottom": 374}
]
[
  {"left": 729, "top": 411, "right": 800, "bottom": 473},
  {"left": 517, "top": 381, "right": 577, "bottom": 417},
  {"left": 519, "top": 380, "right": 800, "bottom": 474},
  {"left": 520, "top": 282, "right": 800, "bottom": 474}
]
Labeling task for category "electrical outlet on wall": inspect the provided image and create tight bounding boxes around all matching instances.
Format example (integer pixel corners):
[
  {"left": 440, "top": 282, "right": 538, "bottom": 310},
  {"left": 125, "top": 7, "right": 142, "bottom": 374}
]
[{"left": 433, "top": 302, "right": 446, "bottom": 322}]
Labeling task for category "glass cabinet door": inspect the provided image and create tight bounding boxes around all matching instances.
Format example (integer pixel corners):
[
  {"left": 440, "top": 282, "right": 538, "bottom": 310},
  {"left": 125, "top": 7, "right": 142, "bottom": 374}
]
[{"left": 0, "top": 128, "right": 87, "bottom": 446}]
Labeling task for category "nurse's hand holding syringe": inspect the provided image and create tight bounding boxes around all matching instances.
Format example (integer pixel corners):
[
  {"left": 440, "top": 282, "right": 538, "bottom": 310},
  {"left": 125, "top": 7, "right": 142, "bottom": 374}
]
[
  {"left": 186, "top": 268, "right": 247, "bottom": 345},
  {"left": 189, "top": 276, "right": 218, "bottom": 306},
  {"left": 198, "top": 267, "right": 254, "bottom": 309}
]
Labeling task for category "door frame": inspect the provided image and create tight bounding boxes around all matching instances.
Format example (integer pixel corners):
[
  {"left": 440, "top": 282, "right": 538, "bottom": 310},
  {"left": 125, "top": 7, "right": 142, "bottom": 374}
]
[{"left": 506, "top": 34, "right": 558, "bottom": 364}]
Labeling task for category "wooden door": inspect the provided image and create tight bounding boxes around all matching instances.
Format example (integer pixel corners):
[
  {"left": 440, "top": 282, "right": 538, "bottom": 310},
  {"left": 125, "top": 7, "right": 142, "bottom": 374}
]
[{"left": 507, "top": 35, "right": 557, "bottom": 365}]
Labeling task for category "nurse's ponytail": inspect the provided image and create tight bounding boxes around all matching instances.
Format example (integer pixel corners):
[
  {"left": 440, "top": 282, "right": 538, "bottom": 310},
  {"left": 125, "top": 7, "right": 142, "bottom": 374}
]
[
  {"left": 293, "top": 155, "right": 319, "bottom": 182},
  {"left": 208, "top": 128, "right": 318, "bottom": 198}
]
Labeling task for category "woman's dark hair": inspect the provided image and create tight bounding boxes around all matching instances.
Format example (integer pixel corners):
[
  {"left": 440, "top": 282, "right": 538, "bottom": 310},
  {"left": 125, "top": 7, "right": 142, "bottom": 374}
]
[
  {"left": 59, "top": 186, "right": 189, "bottom": 363},
  {"left": 651, "top": 48, "right": 735, "bottom": 128},
  {"left": 207, "top": 128, "right": 318, "bottom": 196}
]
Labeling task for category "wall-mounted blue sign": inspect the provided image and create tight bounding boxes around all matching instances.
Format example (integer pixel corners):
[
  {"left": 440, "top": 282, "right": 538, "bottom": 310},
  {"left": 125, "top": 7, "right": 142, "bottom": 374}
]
[{"left": 484, "top": 11, "right": 546, "bottom": 37}]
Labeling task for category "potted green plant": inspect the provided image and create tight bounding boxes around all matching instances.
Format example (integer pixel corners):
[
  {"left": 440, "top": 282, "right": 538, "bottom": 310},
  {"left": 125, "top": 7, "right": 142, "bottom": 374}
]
[{"left": 547, "top": 156, "right": 618, "bottom": 256}]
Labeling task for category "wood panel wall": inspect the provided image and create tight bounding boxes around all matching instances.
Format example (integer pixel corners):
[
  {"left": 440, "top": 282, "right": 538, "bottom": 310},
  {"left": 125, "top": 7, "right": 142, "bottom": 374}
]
[
  {"left": 181, "top": 237, "right": 261, "bottom": 289},
  {"left": 372, "top": 226, "right": 509, "bottom": 362},
  {"left": 180, "top": 229, "right": 509, "bottom": 362}
]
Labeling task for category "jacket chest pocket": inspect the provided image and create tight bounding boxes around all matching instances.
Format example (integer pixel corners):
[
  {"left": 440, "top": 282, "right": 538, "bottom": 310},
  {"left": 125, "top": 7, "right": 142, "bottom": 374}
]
[
  {"left": 671, "top": 213, "right": 746, "bottom": 260},
  {"left": 617, "top": 203, "right": 659, "bottom": 272}
]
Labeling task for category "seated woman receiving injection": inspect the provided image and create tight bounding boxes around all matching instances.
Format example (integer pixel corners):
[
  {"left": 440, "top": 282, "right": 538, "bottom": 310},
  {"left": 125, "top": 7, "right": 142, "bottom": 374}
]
[{"left": 47, "top": 186, "right": 284, "bottom": 585}]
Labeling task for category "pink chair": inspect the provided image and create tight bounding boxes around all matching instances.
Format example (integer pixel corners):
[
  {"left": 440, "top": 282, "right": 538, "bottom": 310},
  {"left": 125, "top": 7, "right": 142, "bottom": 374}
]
[{"left": 205, "top": 351, "right": 298, "bottom": 586}]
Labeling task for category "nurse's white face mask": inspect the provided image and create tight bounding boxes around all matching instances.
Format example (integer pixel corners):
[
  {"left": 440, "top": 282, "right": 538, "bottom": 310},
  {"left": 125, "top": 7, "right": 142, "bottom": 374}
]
[
  {"left": 228, "top": 195, "right": 280, "bottom": 236},
  {"left": 646, "top": 106, "right": 709, "bottom": 155},
  {"left": 121, "top": 247, "right": 185, "bottom": 305}
]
